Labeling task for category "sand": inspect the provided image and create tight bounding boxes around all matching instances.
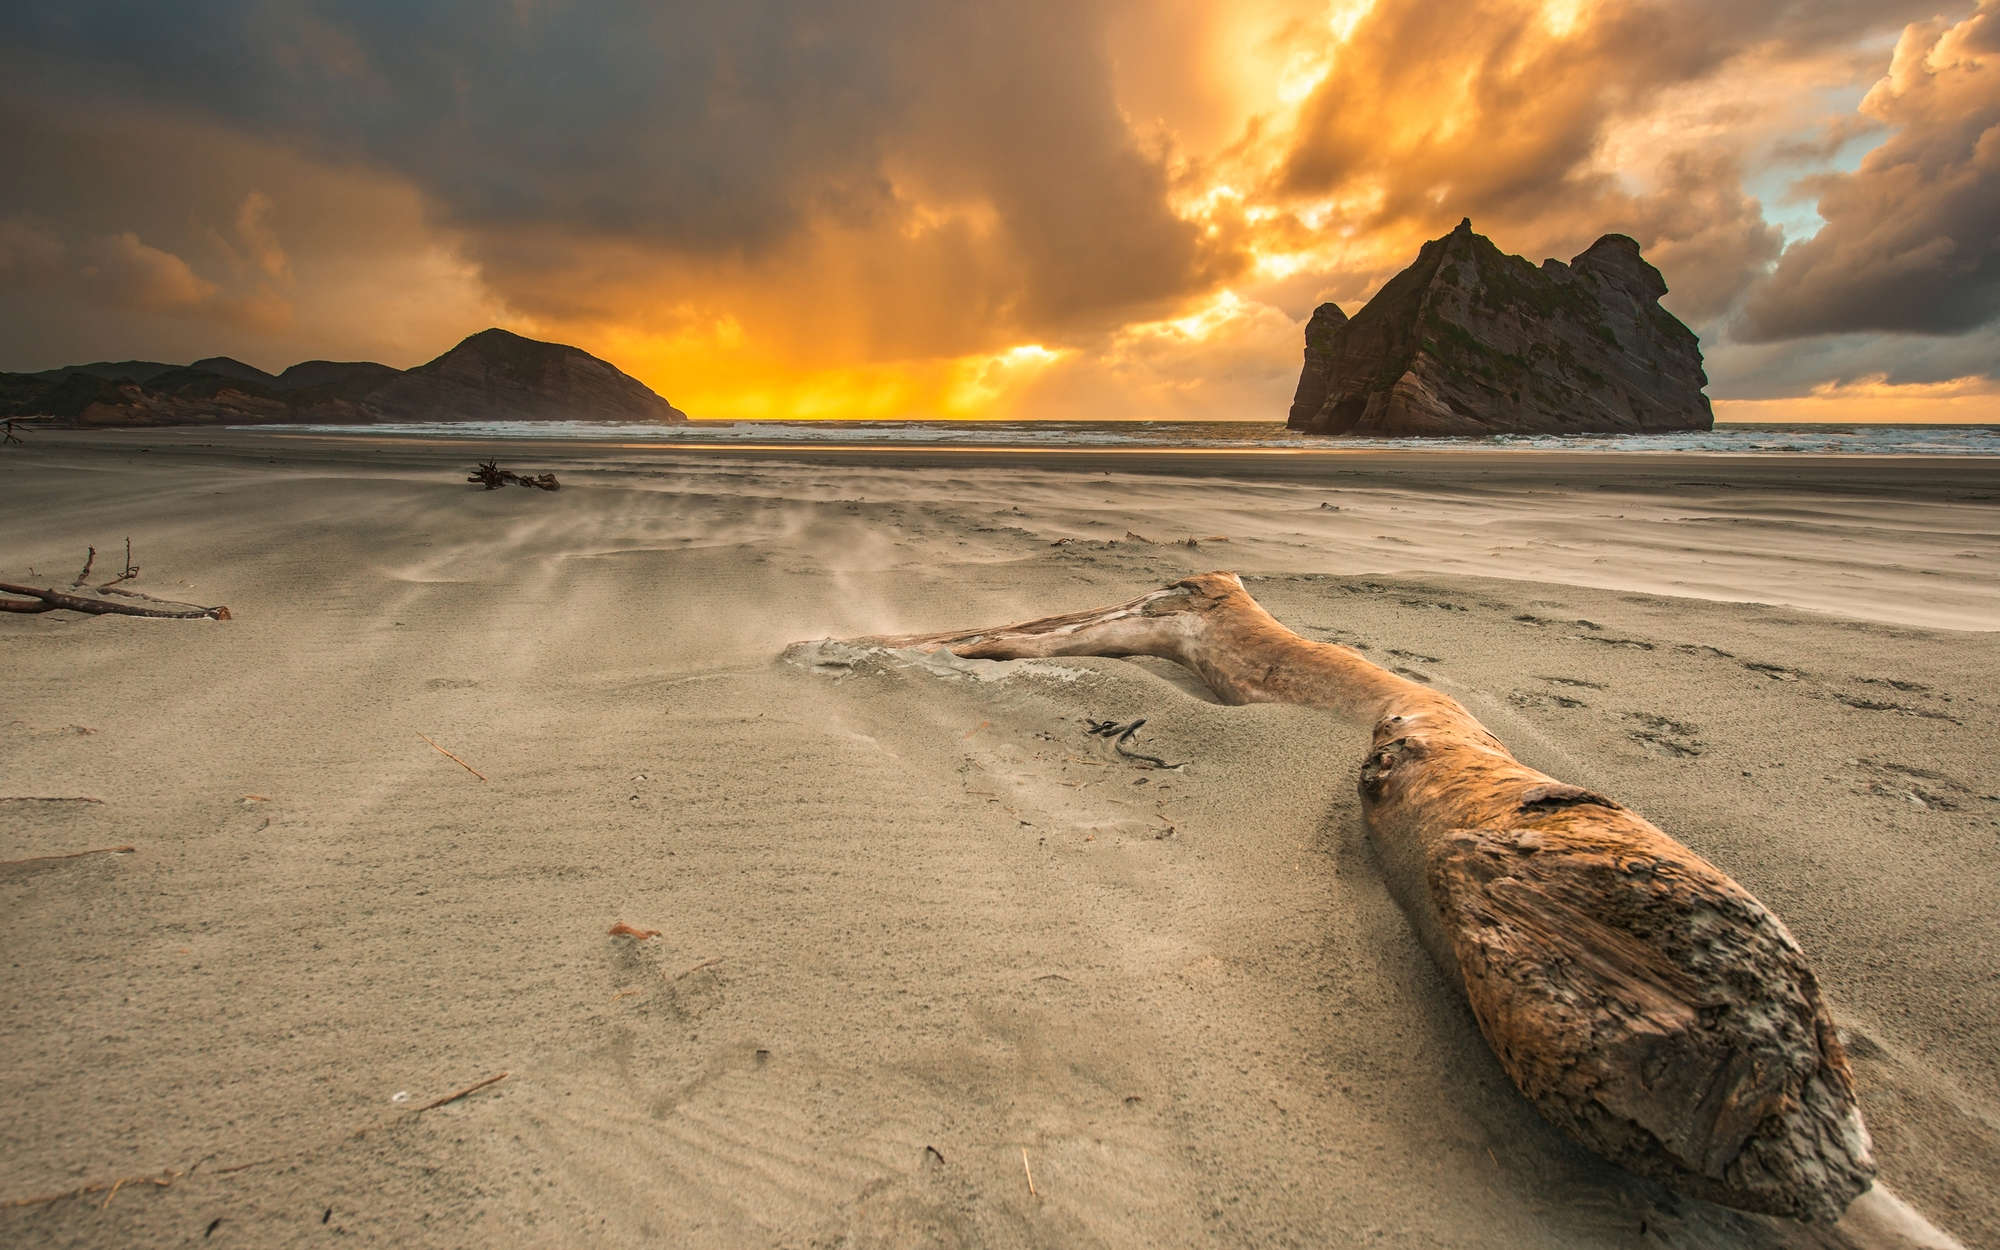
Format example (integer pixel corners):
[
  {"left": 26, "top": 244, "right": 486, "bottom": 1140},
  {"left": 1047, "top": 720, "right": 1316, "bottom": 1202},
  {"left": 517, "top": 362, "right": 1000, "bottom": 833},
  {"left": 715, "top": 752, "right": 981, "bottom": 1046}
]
[{"left": 2, "top": 429, "right": 1995, "bottom": 1248}]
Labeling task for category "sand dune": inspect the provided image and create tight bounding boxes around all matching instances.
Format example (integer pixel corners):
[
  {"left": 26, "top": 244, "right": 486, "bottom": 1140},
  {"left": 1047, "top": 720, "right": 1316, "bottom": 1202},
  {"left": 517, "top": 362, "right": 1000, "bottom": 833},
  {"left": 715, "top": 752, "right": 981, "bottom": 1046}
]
[{"left": 2, "top": 430, "right": 1995, "bottom": 1247}]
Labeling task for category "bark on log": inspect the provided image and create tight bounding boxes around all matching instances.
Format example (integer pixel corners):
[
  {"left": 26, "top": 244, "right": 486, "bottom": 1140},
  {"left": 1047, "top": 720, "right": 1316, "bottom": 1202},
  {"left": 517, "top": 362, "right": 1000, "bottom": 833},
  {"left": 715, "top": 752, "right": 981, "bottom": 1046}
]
[{"left": 821, "top": 571, "right": 1876, "bottom": 1223}]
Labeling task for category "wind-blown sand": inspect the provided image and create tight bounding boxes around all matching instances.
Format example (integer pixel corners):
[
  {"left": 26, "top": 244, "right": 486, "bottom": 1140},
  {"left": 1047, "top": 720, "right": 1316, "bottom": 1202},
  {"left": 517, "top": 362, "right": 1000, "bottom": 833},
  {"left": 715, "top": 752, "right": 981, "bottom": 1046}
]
[{"left": 3, "top": 430, "right": 1996, "bottom": 1248}]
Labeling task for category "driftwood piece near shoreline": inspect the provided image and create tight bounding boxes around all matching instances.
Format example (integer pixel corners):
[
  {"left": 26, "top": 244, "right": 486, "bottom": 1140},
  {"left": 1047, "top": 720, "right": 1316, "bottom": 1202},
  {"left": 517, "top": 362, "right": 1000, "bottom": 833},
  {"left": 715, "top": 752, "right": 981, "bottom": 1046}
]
[
  {"left": 468, "top": 460, "right": 560, "bottom": 491},
  {"left": 801, "top": 572, "right": 1876, "bottom": 1224},
  {"left": 1, "top": 543, "right": 228, "bottom": 620}
]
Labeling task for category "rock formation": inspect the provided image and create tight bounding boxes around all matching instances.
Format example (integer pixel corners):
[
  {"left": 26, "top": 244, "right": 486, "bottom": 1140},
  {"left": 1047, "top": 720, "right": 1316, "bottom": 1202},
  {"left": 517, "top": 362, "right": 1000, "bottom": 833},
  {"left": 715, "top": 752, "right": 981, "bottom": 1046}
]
[
  {"left": 1287, "top": 220, "right": 1712, "bottom": 437},
  {"left": 1, "top": 328, "right": 687, "bottom": 427},
  {"left": 366, "top": 328, "right": 687, "bottom": 424}
]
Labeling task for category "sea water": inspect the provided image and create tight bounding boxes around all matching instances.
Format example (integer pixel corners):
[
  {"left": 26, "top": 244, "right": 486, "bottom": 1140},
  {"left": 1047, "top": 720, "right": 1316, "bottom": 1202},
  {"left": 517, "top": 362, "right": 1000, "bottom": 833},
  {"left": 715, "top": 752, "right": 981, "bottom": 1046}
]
[{"left": 269, "top": 419, "right": 2000, "bottom": 456}]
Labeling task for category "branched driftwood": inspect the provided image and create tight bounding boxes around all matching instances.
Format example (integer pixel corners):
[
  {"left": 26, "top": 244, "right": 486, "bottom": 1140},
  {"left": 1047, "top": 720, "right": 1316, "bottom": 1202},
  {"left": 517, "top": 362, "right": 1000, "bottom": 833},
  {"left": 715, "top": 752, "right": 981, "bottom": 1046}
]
[
  {"left": 1, "top": 542, "right": 226, "bottom": 619},
  {"left": 794, "top": 572, "right": 1878, "bottom": 1225},
  {"left": 2, "top": 416, "right": 52, "bottom": 445},
  {"left": 468, "top": 460, "right": 560, "bottom": 491}
]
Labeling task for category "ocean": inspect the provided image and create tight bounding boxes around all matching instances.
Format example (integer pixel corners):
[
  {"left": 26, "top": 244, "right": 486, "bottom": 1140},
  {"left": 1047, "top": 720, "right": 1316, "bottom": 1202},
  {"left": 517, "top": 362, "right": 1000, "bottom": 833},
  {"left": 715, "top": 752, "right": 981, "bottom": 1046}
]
[{"left": 270, "top": 419, "right": 2000, "bottom": 455}]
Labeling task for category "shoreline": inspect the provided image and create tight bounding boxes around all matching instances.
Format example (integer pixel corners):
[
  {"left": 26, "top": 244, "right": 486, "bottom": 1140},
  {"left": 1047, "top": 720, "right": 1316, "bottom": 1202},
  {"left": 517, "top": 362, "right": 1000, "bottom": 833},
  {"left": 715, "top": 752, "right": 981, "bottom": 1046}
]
[{"left": 14, "top": 427, "right": 1998, "bottom": 630}]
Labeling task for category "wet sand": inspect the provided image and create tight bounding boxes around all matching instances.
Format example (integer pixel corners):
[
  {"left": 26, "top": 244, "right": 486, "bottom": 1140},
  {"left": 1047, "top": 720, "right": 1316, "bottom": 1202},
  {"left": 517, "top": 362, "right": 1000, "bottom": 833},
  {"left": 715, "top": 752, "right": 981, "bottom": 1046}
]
[{"left": 3, "top": 429, "right": 1996, "bottom": 1247}]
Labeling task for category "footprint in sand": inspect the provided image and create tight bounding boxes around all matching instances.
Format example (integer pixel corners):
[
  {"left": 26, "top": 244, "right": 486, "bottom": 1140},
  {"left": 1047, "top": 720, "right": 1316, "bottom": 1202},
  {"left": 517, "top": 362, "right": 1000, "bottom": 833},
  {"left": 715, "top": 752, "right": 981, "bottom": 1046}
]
[
  {"left": 1623, "top": 712, "right": 1704, "bottom": 758},
  {"left": 1833, "top": 694, "right": 1961, "bottom": 725},
  {"left": 1509, "top": 691, "right": 1588, "bottom": 710},
  {"left": 1847, "top": 757, "right": 1982, "bottom": 811}
]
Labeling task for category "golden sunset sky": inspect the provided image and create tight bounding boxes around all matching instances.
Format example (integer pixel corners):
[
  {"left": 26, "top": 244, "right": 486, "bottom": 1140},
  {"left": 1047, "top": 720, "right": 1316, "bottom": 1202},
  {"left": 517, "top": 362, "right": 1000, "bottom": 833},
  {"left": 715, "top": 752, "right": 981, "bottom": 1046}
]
[{"left": 3, "top": 0, "right": 1997, "bottom": 423}]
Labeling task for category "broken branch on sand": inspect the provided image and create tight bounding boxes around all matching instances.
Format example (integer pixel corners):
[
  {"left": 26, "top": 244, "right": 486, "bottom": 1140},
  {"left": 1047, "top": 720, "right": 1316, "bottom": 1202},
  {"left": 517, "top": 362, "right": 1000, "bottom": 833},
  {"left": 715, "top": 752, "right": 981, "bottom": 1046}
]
[
  {"left": 0, "top": 844, "right": 133, "bottom": 868},
  {"left": 2, "top": 542, "right": 225, "bottom": 619},
  {"left": 467, "top": 460, "right": 560, "bottom": 491},
  {"left": 796, "top": 572, "right": 1876, "bottom": 1225},
  {"left": 0, "top": 581, "right": 229, "bottom": 619},
  {"left": 415, "top": 1071, "right": 509, "bottom": 1112},
  {"left": 0, "top": 1169, "right": 180, "bottom": 1211},
  {"left": 417, "top": 733, "right": 486, "bottom": 781}
]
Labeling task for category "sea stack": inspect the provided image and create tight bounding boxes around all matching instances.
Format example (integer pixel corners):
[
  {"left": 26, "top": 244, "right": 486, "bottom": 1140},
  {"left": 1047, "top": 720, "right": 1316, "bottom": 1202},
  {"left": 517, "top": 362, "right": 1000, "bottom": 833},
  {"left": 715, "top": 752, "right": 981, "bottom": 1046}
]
[{"left": 1287, "top": 220, "right": 1712, "bottom": 437}]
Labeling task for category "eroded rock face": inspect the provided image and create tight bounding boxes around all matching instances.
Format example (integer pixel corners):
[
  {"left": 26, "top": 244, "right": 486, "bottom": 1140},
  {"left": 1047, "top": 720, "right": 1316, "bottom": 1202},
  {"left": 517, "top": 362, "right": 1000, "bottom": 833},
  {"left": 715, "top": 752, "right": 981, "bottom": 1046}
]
[{"left": 1287, "top": 220, "right": 1712, "bottom": 437}]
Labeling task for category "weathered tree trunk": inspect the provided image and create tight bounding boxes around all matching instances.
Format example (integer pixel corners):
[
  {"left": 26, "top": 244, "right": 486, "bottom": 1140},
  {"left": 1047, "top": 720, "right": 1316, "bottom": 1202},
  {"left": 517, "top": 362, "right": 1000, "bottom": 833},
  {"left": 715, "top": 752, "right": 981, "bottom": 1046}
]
[{"left": 833, "top": 571, "right": 1877, "bottom": 1223}]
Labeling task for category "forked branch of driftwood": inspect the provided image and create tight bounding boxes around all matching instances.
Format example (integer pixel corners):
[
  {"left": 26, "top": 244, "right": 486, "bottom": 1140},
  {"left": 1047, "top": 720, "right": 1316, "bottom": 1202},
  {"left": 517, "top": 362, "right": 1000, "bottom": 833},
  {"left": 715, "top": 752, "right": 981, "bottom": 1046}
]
[
  {"left": 468, "top": 460, "right": 560, "bottom": 491},
  {"left": 1, "top": 541, "right": 228, "bottom": 619},
  {"left": 798, "top": 572, "right": 1877, "bottom": 1225}
]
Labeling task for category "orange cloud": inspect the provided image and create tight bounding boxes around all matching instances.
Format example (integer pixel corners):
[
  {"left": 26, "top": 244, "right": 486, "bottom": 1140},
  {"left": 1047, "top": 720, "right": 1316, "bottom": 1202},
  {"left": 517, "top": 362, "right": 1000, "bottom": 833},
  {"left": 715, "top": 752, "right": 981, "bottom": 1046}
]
[{"left": 1715, "top": 374, "right": 2000, "bottom": 423}]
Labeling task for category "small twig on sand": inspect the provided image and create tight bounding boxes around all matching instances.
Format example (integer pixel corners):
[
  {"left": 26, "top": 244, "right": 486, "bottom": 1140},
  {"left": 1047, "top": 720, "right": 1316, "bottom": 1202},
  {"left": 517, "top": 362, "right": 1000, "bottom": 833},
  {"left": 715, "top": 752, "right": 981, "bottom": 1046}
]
[
  {"left": 609, "top": 922, "right": 661, "bottom": 940},
  {"left": 96, "top": 538, "right": 139, "bottom": 590},
  {"left": 98, "top": 585, "right": 209, "bottom": 608},
  {"left": 0, "top": 844, "right": 133, "bottom": 868},
  {"left": 417, "top": 733, "right": 486, "bottom": 781},
  {"left": 72, "top": 546, "right": 96, "bottom": 588},
  {"left": 211, "top": 1157, "right": 282, "bottom": 1176},
  {"left": 0, "top": 795, "right": 105, "bottom": 804},
  {"left": 671, "top": 957, "right": 724, "bottom": 982},
  {"left": 1083, "top": 718, "right": 1184, "bottom": 769},
  {"left": 416, "top": 1072, "right": 509, "bottom": 1112},
  {"left": 0, "top": 1170, "right": 179, "bottom": 1211},
  {"left": 1022, "top": 1147, "right": 1037, "bottom": 1197}
]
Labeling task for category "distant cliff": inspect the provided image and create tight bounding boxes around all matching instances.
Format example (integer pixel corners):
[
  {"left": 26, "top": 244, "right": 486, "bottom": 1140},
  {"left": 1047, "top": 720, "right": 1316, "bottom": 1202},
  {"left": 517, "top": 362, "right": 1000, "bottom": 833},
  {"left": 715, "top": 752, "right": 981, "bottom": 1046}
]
[
  {"left": 1, "top": 328, "right": 687, "bottom": 427},
  {"left": 1287, "top": 220, "right": 1711, "bottom": 436}
]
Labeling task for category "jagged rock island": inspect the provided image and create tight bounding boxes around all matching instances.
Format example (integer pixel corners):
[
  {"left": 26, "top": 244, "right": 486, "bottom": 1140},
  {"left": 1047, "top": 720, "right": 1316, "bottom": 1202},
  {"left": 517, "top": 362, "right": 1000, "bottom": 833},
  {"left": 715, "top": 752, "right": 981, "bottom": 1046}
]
[
  {"left": 1287, "top": 220, "right": 1712, "bottom": 437},
  {"left": 1, "top": 327, "right": 687, "bottom": 427}
]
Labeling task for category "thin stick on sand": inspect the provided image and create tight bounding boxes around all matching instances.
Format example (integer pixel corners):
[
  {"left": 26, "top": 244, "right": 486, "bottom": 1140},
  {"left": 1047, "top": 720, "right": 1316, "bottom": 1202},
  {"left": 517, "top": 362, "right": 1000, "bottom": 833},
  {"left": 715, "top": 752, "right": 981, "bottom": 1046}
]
[
  {"left": 0, "top": 844, "right": 134, "bottom": 867},
  {"left": 1021, "top": 1148, "right": 1037, "bottom": 1198},
  {"left": 417, "top": 733, "right": 486, "bottom": 781},
  {"left": 0, "top": 1170, "right": 179, "bottom": 1211},
  {"left": 415, "top": 1072, "right": 509, "bottom": 1112},
  {"left": 792, "top": 572, "right": 1875, "bottom": 1225}
]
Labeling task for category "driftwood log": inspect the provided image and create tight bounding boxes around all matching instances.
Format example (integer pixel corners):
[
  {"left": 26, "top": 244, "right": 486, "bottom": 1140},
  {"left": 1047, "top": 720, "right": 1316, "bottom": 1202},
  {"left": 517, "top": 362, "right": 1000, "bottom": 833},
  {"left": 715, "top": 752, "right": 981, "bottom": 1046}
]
[
  {"left": 468, "top": 460, "right": 559, "bottom": 491},
  {"left": 1, "top": 541, "right": 229, "bottom": 619},
  {"left": 819, "top": 572, "right": 1878, "bottom": 1223}
]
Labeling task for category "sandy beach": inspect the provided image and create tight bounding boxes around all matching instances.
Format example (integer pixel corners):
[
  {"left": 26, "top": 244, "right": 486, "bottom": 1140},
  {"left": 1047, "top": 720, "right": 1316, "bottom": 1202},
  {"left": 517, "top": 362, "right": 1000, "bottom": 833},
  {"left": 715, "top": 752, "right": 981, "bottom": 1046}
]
[{"left": 3, "top": 429, "right": 1996, "bottom": 1248}]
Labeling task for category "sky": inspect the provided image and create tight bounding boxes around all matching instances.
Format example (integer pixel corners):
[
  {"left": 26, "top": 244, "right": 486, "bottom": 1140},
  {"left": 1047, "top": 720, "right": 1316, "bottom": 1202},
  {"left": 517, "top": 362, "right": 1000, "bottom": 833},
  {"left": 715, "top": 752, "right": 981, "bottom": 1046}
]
[{"left": 2, "top": 0, "right": 1997, "bottom": 424}]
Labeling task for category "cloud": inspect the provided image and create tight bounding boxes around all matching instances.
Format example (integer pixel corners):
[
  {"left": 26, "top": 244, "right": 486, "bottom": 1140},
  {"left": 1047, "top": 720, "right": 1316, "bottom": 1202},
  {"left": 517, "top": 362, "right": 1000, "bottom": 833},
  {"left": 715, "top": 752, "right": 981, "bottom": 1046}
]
[
  {"left": 1714, "top": 371, "right": 2000, "bottom": 422},
  {"left": 80, "top": 231, "right": 218, "bottom": 311},
  {"left": 0, "top": 0, "right": 1225, "bottom": 359},
  {"left": 1270, "top": 0, "right": 1930, "bottom": 225},
  {"left": 233, "top": 190, "right": 291, "bottom": 284},
  {"left": 1739, "top": 1, "right": 2000, "bottom": 339},
  {"left": 0, "top": 217, "right": 66, "bottom": 278}
]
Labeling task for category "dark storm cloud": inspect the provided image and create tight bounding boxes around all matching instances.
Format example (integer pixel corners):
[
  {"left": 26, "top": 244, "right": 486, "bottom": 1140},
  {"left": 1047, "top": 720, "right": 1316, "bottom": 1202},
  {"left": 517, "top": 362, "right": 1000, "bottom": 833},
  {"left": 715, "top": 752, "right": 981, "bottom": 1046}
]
[
  {"left": 1739, "top": 2, "right": 2000, "bottom": 340},
  {"left": 1, "top": 0, "right": 1219, "bottom": 339},
  {"left": 1704, "top": 327, "right": 2000, "bottom": 399}
]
